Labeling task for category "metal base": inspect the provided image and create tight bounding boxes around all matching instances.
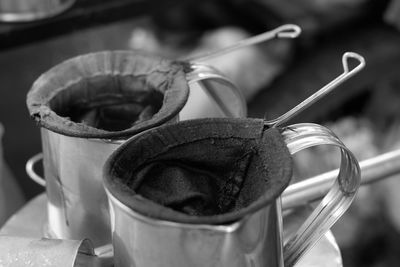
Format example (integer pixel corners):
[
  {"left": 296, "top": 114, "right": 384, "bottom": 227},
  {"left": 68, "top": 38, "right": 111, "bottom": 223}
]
[{"left": 0, "top": 194, "right": 343, "bottom": 266}]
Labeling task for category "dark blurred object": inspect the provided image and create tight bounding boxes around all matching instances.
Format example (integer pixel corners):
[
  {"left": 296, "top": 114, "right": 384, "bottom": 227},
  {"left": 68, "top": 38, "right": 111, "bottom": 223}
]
[
  {"left": 0, "top": 123, "right": 25, "bottom": 226},
  {"left": 0, "top": 0, "right": 183, "bottom": 50},
  {"left": 0, "top": 0, "right": 75, "bottom": 22},
  {"left": 0, "top": 0, "right": 391, "bottom": 51},
  {"left": 384, "top": 0, "right": 400, "bottom": 31},
  {"left": 248, "top": 23, "right": 400, "bottom": 123},
  {"left": 147, "top": 0, "right": 390, "bottom": 41},
  {"left": 225, "top": 0, "right": 390, "bottom": 38}
]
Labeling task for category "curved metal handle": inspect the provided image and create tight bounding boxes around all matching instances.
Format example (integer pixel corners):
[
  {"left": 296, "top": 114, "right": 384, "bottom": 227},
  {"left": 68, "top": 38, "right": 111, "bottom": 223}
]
[
  {"left": 186, "top": 24, "right": 301, "bottom": 62},
  {"left": 266, "top": 52, "right": 366, "bottom": 127},
  {"left": 283, "top": 148, "right": 400, "bottom": 210},
  {"left": 186, "top": 63, "right": 247, "bottom": 118},
  {"left": 26, "top": 153, "right": 46, "bottom": 187},
  {"left": 281, "top": 123, "right": 361, "bottom": 266}
]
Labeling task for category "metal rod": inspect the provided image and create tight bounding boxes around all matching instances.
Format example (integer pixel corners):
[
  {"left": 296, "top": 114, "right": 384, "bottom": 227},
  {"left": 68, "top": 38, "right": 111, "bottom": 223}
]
[
  {"left": 282, "top": 149, "right": 400, "bottom": 210},
  {"left": 185, "top": 24, "right": 301, "bottom": 62},
  {"left": 266, "top": 52, "right": 366, "bottom": 127}
]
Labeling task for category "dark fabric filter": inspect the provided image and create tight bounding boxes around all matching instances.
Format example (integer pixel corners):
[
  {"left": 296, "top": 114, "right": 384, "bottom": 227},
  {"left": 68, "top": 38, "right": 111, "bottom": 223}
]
[
  {"left": 26, "top": 50, "right": 190, "bottom": 138},
  {"left": 104, "top": 118, "right": 293, "bottom": 225}
]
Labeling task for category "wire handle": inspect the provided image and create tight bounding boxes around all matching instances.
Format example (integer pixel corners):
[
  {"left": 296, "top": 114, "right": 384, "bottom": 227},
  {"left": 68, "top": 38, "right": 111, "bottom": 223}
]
[
  {"left": 282, "top": 148, "right": 400, "bottom": 210},
  {"left": 26, "top": 153, "right": 45, "bottom": 187},
  {"left": 266, "top": 52, "right": 366, "bottom": 127},
  {"left": 186, "top": 63, "right": 247, "bottom": 118},
  {"left": 186, "top": 24, "right": 301, "bottom": 62},
  {"left": 282, "top": 123, "right": 361, "bottom": 266}
]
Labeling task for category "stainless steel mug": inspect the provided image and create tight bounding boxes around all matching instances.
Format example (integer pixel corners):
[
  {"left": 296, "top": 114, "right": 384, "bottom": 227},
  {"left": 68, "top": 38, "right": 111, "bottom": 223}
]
[
  {"left": 26, "top": 51, "right": 246, "bottom": 246},
  {"left": 103, "top": 118, "right": 360, "bottom": 267}
]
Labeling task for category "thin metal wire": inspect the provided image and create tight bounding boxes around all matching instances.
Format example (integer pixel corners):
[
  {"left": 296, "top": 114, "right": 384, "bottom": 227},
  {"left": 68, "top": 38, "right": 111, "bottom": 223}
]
[
  {"left": 265, "top": 52, "right": 366, "bottom": 127},
  {"left": 185, "top": 24, "right": 301, "bottom": 62}
]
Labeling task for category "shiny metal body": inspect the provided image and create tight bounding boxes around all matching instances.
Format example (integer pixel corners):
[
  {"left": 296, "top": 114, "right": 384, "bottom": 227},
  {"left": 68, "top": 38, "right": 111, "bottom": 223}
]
[
  {"left": 31, "top": 127, "right": 400, "bottom": 218},
  {"left": 0, "top": 194, "right": 344, "bottom": 267},
  {"left": 108, "top": 193, "right": 284, "bottom": 267},
  {"left": 188, "top": 63, "right": 246, "bottom": 118},
  {"left": 41, "top": 128, "right": 122, "bottom": 246},
  {"left": 105, "top": 123, "right": 360, "bottom": 267},
  {"left": 0, "top": 0, "right": 75, "bottom": 22},
  {"left": 0, "top": 236, "right": 94, "bottom": 267},
  {"left": 28, "top": 60, "right": 246, "bottom": 247}
]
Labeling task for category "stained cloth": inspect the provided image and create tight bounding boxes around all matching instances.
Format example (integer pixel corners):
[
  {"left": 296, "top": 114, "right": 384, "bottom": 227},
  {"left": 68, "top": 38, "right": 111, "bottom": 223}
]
[
  {"left": 104, "top": 118, "right": 293, "bottom": 224},
  {"left": 26, "top": 50, "right": 190, "bottom": 138}
]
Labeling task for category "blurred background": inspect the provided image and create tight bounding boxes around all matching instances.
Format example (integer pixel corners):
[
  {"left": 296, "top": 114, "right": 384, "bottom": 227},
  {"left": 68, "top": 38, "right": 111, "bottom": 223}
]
[{"left": 1, "top": 0, "right": 400, "bottom": 266}]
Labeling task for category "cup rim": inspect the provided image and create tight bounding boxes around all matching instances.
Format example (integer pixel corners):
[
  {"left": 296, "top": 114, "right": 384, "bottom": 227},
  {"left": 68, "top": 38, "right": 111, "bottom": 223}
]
[
  {"left": 103, "top": 118, "right": 293, "bottom": 225},
  {"left": 26, "top": 50, "right": 190, "bottom": 139}
]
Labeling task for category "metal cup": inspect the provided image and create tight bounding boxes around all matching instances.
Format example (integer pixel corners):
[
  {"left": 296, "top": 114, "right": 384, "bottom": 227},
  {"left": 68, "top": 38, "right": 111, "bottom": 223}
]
[
  {"left": 103, "top": 119, "right": 360, "bottom": 267},
  {"left": 25, "top": 51, "right": 246, "bottom": 246}
]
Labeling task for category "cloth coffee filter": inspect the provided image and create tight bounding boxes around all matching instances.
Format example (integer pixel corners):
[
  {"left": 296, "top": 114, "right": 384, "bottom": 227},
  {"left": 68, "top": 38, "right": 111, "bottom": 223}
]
[
  {"left": 104, "top": 118, "right": 293, "bottom": 225},
  {"left": 26, "top": 50, "right": 190, "bottom": 138}
]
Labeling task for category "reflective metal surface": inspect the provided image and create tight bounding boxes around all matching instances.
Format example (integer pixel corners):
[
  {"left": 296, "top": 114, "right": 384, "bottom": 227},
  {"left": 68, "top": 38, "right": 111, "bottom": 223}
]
[
  {"left": 41, "top": 128, "right": 122, "bottom": 246},
  {"left": 104, "top": 123, "right": 358, "bottom": 267},
  {"left": 282, "top": 123, "right": 360, "bottom": 266},
  {"left": 0, "top": 236, "right": 94, "bottom": 267},
  {"left": 187, "top": 63, "right": 247, "bottom": 118},
  {"left": 0, "top": 194, "right": 343, "bottom": 267},
  {"left": 107, "top": 192, "right": 283, "bottom": 267},
  {"left": 0, "top": 0, "right": 75, "bottom": 22},
  {"left": 27, "top": 53, "right": 246, "bottom": 247}
]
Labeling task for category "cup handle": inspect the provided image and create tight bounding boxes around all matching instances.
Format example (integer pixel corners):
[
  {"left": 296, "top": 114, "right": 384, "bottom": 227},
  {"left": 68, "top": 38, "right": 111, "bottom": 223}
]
[
  {"left": 185, "top": 63, "right": 247, "bottom": 118},
  {"left": 281, "top": 123, "right": 361, "bottom": 266},
  {"left": 26, "top": 153, "right": 46, "bottom": 187}
]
